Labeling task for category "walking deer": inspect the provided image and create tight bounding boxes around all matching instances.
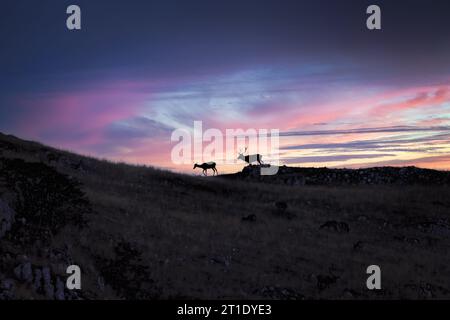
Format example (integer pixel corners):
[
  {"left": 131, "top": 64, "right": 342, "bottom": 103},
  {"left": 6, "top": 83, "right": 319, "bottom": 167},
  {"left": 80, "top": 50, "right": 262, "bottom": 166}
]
[
  {"left": 237, "top": 147, "right": 264, "bottom": 165},
  {"left": 193, "top": 162, "right": 218, "bottom": 176}
]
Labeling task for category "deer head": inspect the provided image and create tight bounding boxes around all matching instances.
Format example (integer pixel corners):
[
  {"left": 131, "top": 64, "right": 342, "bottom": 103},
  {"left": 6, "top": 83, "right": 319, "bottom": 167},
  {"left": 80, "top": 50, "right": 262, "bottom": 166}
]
[
  {"left": 237, "top": 147, "right": 247, "bottom": 160},
  {"left": 193, "top": 163, "right": 198, "bottom": 169}
]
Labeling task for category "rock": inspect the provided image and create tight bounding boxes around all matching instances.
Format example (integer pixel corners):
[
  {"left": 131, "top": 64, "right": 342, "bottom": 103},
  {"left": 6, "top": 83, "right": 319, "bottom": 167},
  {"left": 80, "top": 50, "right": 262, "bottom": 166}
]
[
  {"left": 275, "top": 201, "right": 288, "bottom": 211},
  {"left": 22, "top": 262, "right": 33, "bottom": 283},
  {"left": 342, "top": 289, "right": 360, "bottom": 299},
  {"left": 259, "top": 286, "right": 304, "bottom": 300},
  {"left": 407, "top": 238, "right": 420, "bottom": 244},
  {"left": 0, "top": 278, "right": 15, "bottom": 299},
  {"left": 356, "top": 215, "right": 369, "bottom": 222},
  {"left": 353, "top": 241, "right": 364, "bottom": 251},
  {"left": 33, "top": 269, "right": 42, "bottom": 292},
  {"left": 13, "top": 262, "right": 33, "bottom": 283},
  {"left": 45, "top": 283, "right": 55, "bottom": 299},
  {"left": 394, "top": 236, "right": 420, "bottom": 245},
  {"left": 0, "top": 198, "right": 15, "bottom": 239},
  {"left": 419, "top": 283, "right": 434, "bottom": 299},
  {"left": 320, "top": 221, "right": 350, "bottom": 233},
  {"left": 97, "top": 276, "right": 105, "bottom": 292},
  {"left": 42, "top": 266, "right": 54, "bottom": 299},
  {"left": 45, "top": 152, "right": 60, "bottom": 163},
  {"left": 55, "top": 277, "right": 65, "bottom": 300},
  {"left": 273, "top": 201, "right": 295, "bottom": 219},
  {"left": 241, "top": 214, "right": 256, "bottom": 222},
  {"left": 42, "top": 267, "right": 51, "bottom": 284},
  {"left": 13, "top": 265, "right": 21, "bottom": 280},
  {"left": 316, "top": 274, "right": 339, "bottom": 292}
]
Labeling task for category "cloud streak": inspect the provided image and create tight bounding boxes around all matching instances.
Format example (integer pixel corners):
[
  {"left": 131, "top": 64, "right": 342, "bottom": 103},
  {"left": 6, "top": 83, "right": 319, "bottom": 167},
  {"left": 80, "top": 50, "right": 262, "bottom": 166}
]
[
  {"left": 280, "top": 126, "right": 450, "bottom": 138},
  {"left": 284, "top": 153, "right": 395, "bottom": 164}
]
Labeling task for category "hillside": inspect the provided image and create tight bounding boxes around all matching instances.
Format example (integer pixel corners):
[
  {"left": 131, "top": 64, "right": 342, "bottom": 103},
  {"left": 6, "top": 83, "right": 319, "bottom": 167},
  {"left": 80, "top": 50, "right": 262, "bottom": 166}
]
[{"left": 1, "top": 132, "right": 450, "bottom": 300}]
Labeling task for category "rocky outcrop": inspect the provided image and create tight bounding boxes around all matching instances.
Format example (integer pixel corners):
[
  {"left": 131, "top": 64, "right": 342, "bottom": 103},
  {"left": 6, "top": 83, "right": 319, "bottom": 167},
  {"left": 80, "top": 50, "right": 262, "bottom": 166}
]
[
  {"left": 223, "top": 165, "right": 450, "bottom": 186},
  {"left": 8, "top": 258, "right": 80, "bottom": 300}
]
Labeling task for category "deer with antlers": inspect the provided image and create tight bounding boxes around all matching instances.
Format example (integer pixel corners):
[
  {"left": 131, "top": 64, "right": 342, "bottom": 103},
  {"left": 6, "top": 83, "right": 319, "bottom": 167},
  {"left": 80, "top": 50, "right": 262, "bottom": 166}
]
[
  {"left": 237, "top": 147, "right": 264, "bottom": 165},
  {"left": 193, "top": 162, "right": 218, "bottom": 176}
]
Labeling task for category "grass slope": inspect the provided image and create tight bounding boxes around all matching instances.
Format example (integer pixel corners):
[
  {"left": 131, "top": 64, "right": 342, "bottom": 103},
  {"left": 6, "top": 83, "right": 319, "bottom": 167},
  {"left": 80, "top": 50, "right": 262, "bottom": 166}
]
[{"left": 1, "top": 132, "right": 450, "bottom": 299}]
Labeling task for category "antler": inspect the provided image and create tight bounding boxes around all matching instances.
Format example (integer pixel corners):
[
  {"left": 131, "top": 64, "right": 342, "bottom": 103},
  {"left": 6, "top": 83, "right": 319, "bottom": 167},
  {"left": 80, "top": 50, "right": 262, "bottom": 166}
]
[{"left": 238, "top": 147, "right": 248, "bottom": 155}]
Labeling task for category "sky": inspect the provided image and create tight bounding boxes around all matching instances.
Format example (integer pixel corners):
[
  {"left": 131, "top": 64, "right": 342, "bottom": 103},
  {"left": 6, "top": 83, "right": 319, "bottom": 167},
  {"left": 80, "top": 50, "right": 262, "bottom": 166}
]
[{"left": 1, "top": 0, "right": 450, "bottom": 173}]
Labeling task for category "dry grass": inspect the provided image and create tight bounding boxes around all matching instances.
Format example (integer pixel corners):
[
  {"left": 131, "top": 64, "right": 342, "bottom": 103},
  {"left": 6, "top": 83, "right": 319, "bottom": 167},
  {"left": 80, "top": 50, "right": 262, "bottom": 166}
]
[{"left": 1, "top": 132, "right": 450, "bottom": 299}]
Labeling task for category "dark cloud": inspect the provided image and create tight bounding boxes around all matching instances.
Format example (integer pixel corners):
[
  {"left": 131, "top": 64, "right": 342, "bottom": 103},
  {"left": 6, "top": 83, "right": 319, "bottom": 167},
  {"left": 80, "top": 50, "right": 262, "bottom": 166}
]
[
  {"left": 343, "top": 155, "right": 450, "bottom": 169},
  {"left": 281, "top": 132, "right": 450, "bottom": 151},
  {"left": 280, "top": 126, "right": 450, "bottom": 138},
  {"left": 104, "top": 117, "right": 173, "bottom": 141},
  {"left": 2, "top": 0, "right": 450, "bottom": 94},
  {"left": 283, "top": 153, "right": 395, "bottom": 164}
]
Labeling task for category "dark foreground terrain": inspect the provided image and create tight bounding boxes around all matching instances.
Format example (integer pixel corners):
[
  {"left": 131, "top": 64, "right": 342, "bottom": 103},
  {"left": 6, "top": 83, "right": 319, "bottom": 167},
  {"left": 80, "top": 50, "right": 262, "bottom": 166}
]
[{"left": 1, "top": 132, "right": 450, "bottom": 300}]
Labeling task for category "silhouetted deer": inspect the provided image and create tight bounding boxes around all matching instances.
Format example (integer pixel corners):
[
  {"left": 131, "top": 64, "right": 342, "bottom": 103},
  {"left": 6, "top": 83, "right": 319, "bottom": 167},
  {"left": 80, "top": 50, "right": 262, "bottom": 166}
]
[
  {"left": 238, "top": 147, "right": 264, "bottom": 165},
  {"left": 193, "top": 162, "right": 218, "bottom": 176}
]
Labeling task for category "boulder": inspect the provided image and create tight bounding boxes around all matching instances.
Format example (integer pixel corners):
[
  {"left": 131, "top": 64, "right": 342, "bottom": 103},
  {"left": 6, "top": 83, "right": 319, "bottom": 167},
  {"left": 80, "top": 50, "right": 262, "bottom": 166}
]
[{"left": 0, "top": 199, "right": 15, "bottom": 239}]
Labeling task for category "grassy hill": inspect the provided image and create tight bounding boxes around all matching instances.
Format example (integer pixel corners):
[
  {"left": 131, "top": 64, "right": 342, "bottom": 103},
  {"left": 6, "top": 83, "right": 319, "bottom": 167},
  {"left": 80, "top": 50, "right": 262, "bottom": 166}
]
[{"left": 1, "top": 132, "right": 450, "bottom": 299}]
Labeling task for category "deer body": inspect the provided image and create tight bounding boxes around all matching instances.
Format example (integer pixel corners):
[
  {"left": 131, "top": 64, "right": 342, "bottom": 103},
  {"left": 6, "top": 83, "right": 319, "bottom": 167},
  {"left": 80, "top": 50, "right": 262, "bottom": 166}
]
[
  {"left": 238, "top": 148, "right": 264, "bottom": 165},
  {"left": 193, "top": 162, "right": 218, "bottom": 176}
]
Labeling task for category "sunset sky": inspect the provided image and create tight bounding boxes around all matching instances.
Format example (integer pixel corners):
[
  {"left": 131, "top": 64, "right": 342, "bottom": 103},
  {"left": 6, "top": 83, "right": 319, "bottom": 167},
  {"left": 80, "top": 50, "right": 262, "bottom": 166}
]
[{"left": 1, "top": 0, "right": 450, "bottom": 172}]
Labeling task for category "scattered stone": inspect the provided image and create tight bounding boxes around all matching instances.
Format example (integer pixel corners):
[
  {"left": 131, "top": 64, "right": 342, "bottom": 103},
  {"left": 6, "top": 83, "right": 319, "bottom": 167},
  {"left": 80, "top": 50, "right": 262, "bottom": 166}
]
[
  {"left": 356, "top": 215, "right": 369, "bottom": 222},
  {"left": 320, "top": 221, "right": 350, "bottom": 233},
  {"left": 272, "top": 201, "right": 295, "bottom": 219},
  {"left": 275, "top": 201, "right": 288, "bottom": 211},
  {"left": 353, "top": 241, "right": 365, "bottom": 251},
  {"left": 22, "top": 262, "right": 33, "bottom": 283},
  {"left": 55, "top": 277, "right": 65, "bottom": 300},
  {"left": 259, "top": 286, "right": 305, "bottom": 300},
  {"left": 13, "top": 262, "right": 33, "bottom": 283},
  {"left": 316, "top": 274, "right": 339, "bottom": 292},
  {"left": 97, "top": 276, "right": 105, "bottom": 292},
  {"left": 45, "top": 152, "right": 60, "bottom": 163},
  {"left": 394, "top": 236, "right": 421, "bottom": 245},
  {"left": 342, "top": 288, "right": 359, "bottom": 299},
  {"left": 0, "top": 278, "right": 15, "bottom": 299},
  {"left": 241, "top": 214, "right": 256, "bottom": 222},
  {"left": 42, "top": 266, "right": 54, "bottom": 299},
  {"left": 0, "top": 198, "right": 15, "bottom": 239},
  {"left": 33, "top": 268, "right": 42, "bottom": 292}
]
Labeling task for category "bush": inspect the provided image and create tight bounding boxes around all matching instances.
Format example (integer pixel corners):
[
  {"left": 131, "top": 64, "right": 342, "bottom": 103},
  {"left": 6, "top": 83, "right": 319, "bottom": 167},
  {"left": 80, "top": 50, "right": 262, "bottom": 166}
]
[{"left": 0, "top": 158, "right": 90, "bottom": 244}]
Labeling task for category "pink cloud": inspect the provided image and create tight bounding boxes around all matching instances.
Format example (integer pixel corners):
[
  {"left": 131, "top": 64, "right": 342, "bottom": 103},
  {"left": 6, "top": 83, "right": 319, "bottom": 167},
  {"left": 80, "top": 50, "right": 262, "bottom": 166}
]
[
  {"left": 14, "top": 80, "right": 152, "bottom": 150},
  {"left": 370, "top": 87, "right": 450, "bottom": 117},
  {"left": 278, "top": 84, "right": 450, "bottom": 131}
]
